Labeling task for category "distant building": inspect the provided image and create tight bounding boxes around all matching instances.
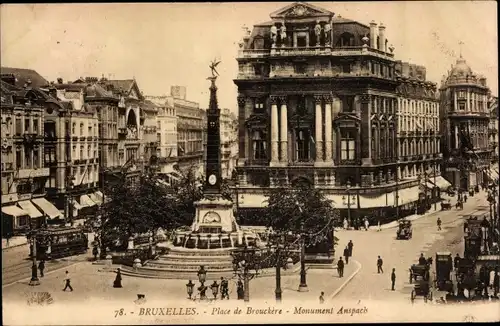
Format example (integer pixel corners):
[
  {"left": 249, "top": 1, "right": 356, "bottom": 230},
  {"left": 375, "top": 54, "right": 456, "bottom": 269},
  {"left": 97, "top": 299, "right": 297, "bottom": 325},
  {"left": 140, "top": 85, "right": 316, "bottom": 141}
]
[
  {"left": 220, "top": 108, "right": 238, "bottom": 179},
  {"left": 145, "top": 95, "right": 179, "bottom": 181},
  {"left": 395, "top": 61, "right": 447, "bottom": 213},
  {"left": 488, "top": 96, "right": 498, "bottom": 165},
  {"left": 171, "top": 86, "right": 205, "bottom": 177},
  {"left": 439, "top": 56, "right": 492, "bottom": 190}
]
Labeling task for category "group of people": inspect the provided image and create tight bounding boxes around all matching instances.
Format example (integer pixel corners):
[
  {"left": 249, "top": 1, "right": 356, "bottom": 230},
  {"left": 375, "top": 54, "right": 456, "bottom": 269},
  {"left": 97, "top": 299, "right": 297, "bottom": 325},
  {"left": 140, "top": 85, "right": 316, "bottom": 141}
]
[
  {"left": 337, "top": 240, "right": 354, "bottom": 277},
  {"left": 342, "top": 217, "right": 373, "bottom": 231}
]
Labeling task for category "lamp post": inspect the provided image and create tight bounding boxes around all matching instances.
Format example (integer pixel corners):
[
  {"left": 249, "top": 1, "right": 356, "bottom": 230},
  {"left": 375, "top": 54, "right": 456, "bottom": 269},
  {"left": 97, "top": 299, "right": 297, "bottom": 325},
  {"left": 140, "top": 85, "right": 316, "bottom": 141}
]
[
  {"left": 231, "top": 245, "right": 261, "bottom": 302},
  {"left": 346, "top": 180, "right": 352, "bottom": 227},
  {"left": 433, "top": 163, "right": 438, "bottom": 211},
  {"left": 197, "top": 265, "right": 207, "bottom": 300},
  {"left": 396, "top": 162, "right": 400, "bottom": 220},
  {"left": 295, "top": 200, "right": 308, "bottom": 292},
  {"left": 65, "top": 172, "right": 76, "bottom": 226},
  {"left": 186, "top": 280, "right": 195, "bottom": 300},
  {"left": 28, "top": 229, "right": 40, "bottom": 286},
  {"left": 210, "top": 281, "right": 220, "bottom": 300}
]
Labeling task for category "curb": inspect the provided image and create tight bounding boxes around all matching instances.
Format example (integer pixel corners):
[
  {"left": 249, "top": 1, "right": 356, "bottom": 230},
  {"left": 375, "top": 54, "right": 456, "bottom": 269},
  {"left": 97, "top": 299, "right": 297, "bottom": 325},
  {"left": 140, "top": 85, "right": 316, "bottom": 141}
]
[
  {"left": 329, "top": 259, "right": 361, "bottom": 300},
  {"left": 2, "top": 261, "right": 84, "bottom": 289},
  {"left": 2, "top": 242, "right": 28, "bottom": 251}
]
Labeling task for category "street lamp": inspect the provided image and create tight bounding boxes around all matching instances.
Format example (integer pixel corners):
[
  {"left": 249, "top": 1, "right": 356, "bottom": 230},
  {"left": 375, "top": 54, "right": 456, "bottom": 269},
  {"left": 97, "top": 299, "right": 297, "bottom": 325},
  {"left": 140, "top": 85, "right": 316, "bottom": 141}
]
[
  {"left": 295, "top": 200, "right": 308, "bottom": 292},
  {"left": 346, "top": 180, "right": 352, "bottom": 227},
  {"left": 28, "top": 231, "right": 40, "bottom": 286},
  {"left": 197, "top": 265, "right": 208, "bottom": 300},
  {"left": 266, "top": 233, "right": 288, "bottom": 303},
  {"left": 186, "top": 280, "right": 195, "bottom": 300},
  {"left": 210, "top": 281, "right": 220, "bottom": 299}
]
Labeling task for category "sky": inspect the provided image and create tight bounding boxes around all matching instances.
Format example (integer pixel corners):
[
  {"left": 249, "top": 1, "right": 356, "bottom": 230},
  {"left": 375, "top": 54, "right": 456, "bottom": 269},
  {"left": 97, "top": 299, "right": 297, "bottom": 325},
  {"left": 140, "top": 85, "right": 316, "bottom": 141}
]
[{"left": 1, "top": 1, "right": 497, "bottom": 113}]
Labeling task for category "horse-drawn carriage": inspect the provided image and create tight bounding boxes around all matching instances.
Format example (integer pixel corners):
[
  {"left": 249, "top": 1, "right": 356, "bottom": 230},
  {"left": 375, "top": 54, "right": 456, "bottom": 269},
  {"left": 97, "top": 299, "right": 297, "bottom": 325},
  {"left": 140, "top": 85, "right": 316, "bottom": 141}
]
[
  {"left": 435, "top": 252, "right": 454, "bottom": 292},
  {"left": 410, "top": 279, "right": 433, "bottom": 303},
  {"left": 396, "top": 220, "right": 412, "bottom": 240},
  {"left": 409, "top": 256, "right": 433, "bottom": 303},
  {"left": 440, "top": 200, "right": 452, "bottom": 211}
]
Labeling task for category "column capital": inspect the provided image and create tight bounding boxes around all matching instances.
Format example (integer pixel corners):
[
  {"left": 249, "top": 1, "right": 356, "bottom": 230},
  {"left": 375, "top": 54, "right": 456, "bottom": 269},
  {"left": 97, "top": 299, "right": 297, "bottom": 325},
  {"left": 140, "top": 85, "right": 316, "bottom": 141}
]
[
  {"left": 359, "top": 94, "right": 371, "bottom": 104},
  {"left": 278, "top": 96, "right": 287, "bottom": 104},
  {"left": 314, "top": 94, "right": 323, "bottom": 104},
  {"left": 270, "top": 96, "right": 279, "bottom": 105},
  {"left": 322, "top": 94, "right": 333, "bottom": 102},
  {"left": 237, "top": 96, "right": 246, "bottom": 107}
]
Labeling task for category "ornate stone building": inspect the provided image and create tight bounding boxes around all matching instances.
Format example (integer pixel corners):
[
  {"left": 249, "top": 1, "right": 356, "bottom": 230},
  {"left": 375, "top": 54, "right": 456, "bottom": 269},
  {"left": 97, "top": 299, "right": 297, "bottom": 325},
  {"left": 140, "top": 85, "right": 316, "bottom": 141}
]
[
  {"left": 395, "top": 61, "right": 447, "bottom": 215},
  {"left": 220, "top": 108, "right": 238, "bottom": 179},
  {"left": 234, "top": 2, "right": 409, "bottom": 222},
  {"left": 1, "top": 74, "right": 52, "bottom": 234},
  {"left": 439, "top": 56, "right": 492, "bottom": 190},
  {"left": 489, "top": 96, "right": 498, "bottom": 165}
]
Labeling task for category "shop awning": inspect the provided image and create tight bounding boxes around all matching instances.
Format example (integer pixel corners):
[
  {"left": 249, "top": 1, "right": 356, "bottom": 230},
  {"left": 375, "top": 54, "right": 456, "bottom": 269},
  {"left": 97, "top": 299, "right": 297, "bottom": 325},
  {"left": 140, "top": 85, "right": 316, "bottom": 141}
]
[
  {"left": 1, "top": 205, "right": 28, "bottom": 217},
  {"left": 358, "top": 194, "right": 387, "bottom": 208},
  {"left": 488, "top": 169, "right": 499, "bottom": 180},
  {"left": 71, "top": 199, "right": 83, "bottom": 210},
  {"left": 79, "top": 195, "right": 96, "bottom": 208},
  {"left": 431, "top": 176, "right": 452, "bottom": 190},
  {"left": 325, "top": 194, "right": 358, "bottom": 209},
  {"left": 95, "top": 191, "right": 104, "bottom": 201},
  {"left": 396, "top": 186, "right": 420, "bottom": 205},
  {"left": 89, "top": 193, "right": 103, "bottom": 205},
  {"left": 31, "top": 198, "right": 62, "bottom": 220},
  {"left": 17, "top": 200, "right": 43, "bottom": 219}
]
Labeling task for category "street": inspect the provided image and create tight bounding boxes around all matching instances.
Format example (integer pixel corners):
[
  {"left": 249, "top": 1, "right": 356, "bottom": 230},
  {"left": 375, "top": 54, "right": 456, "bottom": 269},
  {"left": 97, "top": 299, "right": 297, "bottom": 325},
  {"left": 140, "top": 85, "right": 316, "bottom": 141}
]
[{"left": 334, "top": 192, "right": 488, "bottom": 303}]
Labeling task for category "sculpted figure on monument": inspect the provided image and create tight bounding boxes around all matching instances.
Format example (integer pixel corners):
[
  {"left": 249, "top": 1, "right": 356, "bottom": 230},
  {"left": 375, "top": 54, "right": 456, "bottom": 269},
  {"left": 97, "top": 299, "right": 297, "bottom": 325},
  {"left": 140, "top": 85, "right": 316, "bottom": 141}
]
[
  {"left": 324, "top": 23, "right": 332, "bottom": 44},
  {"left": 315, "top": 20, "right": 322, "bottom": 45},
  {"left": 270, "top": 25, "right": 278, "bottom": 46},
  {"left": 280, "top": 24, "right": 287, "bottom": 46}
]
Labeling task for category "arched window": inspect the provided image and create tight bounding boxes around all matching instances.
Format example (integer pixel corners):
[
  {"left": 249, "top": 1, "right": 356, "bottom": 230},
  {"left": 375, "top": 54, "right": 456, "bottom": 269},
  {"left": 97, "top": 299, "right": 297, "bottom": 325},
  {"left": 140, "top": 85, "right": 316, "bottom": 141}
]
[{"left": 338, "top": 32, "right": 355, "bottom": 47}]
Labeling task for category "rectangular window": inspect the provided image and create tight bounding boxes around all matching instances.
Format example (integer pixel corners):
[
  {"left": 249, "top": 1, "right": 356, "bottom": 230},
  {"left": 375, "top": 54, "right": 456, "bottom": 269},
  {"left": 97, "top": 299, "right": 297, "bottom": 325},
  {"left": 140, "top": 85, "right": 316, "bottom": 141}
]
[
  {"left": 80, "top": 146, "right": 84, "bottom": 159},
  {"left": 33, "top": 119, "right": 38, "bottom": 133},
  {"left": 16, "top": 150, "right": 22, "bottom": 169},
  {"left": 24, "top": 118, "right": 30, "bottom": 133},
  {"left": 88, "top": 125, "right": 92, "bottom": 137},
  {"left": 294, "top": 63, "right": 307, "bottom": 74},
  {"left": 252, "top": 130, "right": 267, "bottom": 160},
  {"left": 33, "top": 149, "right": 39, "bottom": 168},
  {"left": 87, "top": 144, "right": 91, "bottom": 158},
  {"left": 459, "top": 103, "right": 465, "bottom": 111},
  {"left": 80, "top": 123, "right": 84, "bottom": 136},
  {"left": 24, "top": 149, "right": 31, "bottom": 169},
  {"left": 342, "top": 63, "right": 351, "bottom": 74},
  {"left": 72, "top": 123, "right": 76, "bottom": 135},
  {"left": 340, "top": 131, "right": 356, "bottom": 161},
  {"left": 296, "top": 129, "right": 311, "bottom": 161}
]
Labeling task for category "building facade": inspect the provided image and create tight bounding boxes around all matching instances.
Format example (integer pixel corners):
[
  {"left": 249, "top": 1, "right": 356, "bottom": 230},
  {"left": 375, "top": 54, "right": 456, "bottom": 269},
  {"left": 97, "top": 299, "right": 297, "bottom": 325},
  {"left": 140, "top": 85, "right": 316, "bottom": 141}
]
[
  {"left": 172, "top": 86, "right": 205, "bottom": 176},
  {"left": 233, "top": 2, "right": 418, "bottom": 223},
  {"left": 439, "top": 56, "right": 492, "bottom": 190},
  {"left": 145, "top": 95, "right": 178, "bottom": 179},
  {"left": 395, "top": 61, "right": 447, "bottom": 214},
  {"left": 220, "top": 108, "right": 239, "bottom": 179},
  {"left": 488, "top": 96, "right": 498, "bottom": 165},
  {"left": 1, "top": 75, "right": 51, "bottom": 234}
]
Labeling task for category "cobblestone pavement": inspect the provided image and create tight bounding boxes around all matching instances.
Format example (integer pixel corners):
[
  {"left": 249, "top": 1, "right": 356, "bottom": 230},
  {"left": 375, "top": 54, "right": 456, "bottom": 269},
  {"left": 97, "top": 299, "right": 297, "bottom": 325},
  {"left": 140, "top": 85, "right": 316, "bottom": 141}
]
[{"left": 333, "top": 192, "right": 488, "bottom": 303}]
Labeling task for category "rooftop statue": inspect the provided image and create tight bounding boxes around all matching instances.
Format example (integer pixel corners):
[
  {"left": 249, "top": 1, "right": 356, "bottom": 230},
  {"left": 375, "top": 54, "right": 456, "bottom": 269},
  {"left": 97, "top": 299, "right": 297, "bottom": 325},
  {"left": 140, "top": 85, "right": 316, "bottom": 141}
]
[{"left": 209, "top": 59, "right": 221, "bottom": 78}]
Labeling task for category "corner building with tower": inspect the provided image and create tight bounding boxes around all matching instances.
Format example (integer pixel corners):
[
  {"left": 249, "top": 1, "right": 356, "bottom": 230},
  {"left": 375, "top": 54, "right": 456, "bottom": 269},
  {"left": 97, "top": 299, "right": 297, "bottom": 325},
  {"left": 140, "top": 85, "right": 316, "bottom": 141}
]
[{"left": 234, "top": 2, "right": 441, "bottom": 223}]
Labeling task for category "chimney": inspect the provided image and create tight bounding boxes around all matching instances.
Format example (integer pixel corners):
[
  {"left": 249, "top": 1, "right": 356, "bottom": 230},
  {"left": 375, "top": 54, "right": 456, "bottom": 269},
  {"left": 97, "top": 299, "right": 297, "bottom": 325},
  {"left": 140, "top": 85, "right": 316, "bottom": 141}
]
[
  {"left": 369, "top": 20, "right": 377, "bottom": 48},
  {"left": 171, "top": 86, "right": 186, "bottom": 100},
  {"left": 48, "top": 87, "right": 57, "bottom": 99},
  {"left": 378, "top": 23, "right": 386, "bottom": 51},
  {"left": 57, "top": 78, "right": 63, "bottom": 84}
]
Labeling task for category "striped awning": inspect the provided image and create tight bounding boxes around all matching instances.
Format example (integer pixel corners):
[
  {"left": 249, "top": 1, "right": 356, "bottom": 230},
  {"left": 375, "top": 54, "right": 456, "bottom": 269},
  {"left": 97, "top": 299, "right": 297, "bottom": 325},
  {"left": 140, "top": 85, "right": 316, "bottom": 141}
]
[
  {"left": 358, "top": 194, "right": 387, "bottom": 208},
  {"left": 79, "top": 195, "right": 96, "bottom": 208},
  {"left": 396, "top": 186, "right": 420, "bottom": 205},
  {"left": 31, "top": 198, "right": 62, "bottom": 220},
  {"left": 431, "top": 176, "right": 452, "bottom": 190},
  {"left": 95, "top": 191, "right": 104, "bottom": 201},
  {"left": 17, "top": 200, "right": 43, "bottom": 219},
  {"left": 71, "top": 199, "right": 83, "bottom": 210},
  {"left": 1, "top": 205, "right": 28, "bottom": 217}
]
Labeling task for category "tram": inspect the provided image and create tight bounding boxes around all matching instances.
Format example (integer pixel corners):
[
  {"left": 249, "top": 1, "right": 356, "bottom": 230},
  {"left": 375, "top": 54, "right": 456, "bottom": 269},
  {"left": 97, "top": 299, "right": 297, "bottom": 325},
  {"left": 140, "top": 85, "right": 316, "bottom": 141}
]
[{"left": 29, "top": 226, "right": 88, "bottom": 260}]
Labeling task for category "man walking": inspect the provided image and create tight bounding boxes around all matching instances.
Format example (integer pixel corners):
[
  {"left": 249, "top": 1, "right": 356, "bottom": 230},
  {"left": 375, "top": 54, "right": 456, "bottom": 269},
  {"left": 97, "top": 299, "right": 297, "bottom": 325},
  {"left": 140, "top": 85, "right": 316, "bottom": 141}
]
[
  {"left": 63, "top": 271, "right": 73, "bottom": 292},
  {"left": 437, "top": 217, "right": 442, "bottom": 231},
  {"left": 364, "top": 217, "right": 369, "bottom": 231},
  {"left": 343, "top": 246, "right": 350, "bottom": 264},
  {"left": 377, "top": 256, "right": 384, "bottom": 274},
  {"left": 38, "top": 260, "right": 45, "bottom": 278},
  {"left": 348, "top": 240, "right": 354, "bottom": 257},
  {"left": 337, "top": 257, "right": 344, "bottom": 278},
  {"left": 220, "top": 277, "right": 229, "bottom": 300},
  {"left": 454, "top": 253, "right": 461, "bottom": 271},
  {"left": 92, "top": 246, "right": 99, "bottom": 261},
  {"left": 319, "top": 291, "right": 325, "bottom": 304},
  {"left": 391, "top": 268, "right": 396, "bottom": 291}
]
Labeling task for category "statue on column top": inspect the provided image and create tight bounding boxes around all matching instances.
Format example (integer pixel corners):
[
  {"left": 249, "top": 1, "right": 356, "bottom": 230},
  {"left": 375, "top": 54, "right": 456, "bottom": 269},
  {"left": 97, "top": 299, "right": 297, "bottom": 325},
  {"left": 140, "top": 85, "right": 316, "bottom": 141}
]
[
  {"left": 270, "top": 25, "right": 278, "bottom": 47},
  {"left": 314, "top": 20, "right": 322, "bottom": 46},
  {"left": 280, "top": 24, "right": 287, "bottom": 47},
  {"left": 324, "top": 23, "right": 332, "bottom": 45}
]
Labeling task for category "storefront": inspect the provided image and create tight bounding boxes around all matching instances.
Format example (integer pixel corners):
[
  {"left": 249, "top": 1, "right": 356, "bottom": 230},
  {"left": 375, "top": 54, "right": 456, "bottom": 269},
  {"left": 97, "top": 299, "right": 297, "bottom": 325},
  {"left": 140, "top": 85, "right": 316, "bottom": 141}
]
[
  {"left": 1, "top": 205, "right": 29, "bottom": 236},
  {"left": 32, "top": 197, "right": 64, "bottom": 224}
]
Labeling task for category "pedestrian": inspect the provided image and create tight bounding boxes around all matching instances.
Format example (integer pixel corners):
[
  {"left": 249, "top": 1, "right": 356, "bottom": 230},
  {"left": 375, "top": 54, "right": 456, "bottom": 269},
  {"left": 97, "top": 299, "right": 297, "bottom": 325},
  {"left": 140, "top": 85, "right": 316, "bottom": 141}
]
[
  {"left": 348, "top": 240, "right": 354, "bottom": 257},
  {"left": 464, "top": 194, "right": 468, "bottom": 202},
  {"left": 391, "top": 268, "right": 396, "bottom": 291},
  {"left": 343, "top": 246, "right": 350, "bottom": 264},
  {"left": 38, "top": 260, "right": 45, "bottom": 278},
  {"left": 437, "top": 217, "right": 442, "bottom": 231},
  {"left": 113, "top": 268, "right": 122, "bottom": 288},
  {"left": 237, "top": 280, "right": 244, "bottom": 300},
  {"left": 355, "top": 218, "right": 360, "bottom": 231},
  {"left": 63, "top": 271, "right": 73, "bottom": 292},
  {"left": 220, "top": 277, "right": 229, "bottom": 300},
  {"left": 92, "top": 246, "right": 99, "bottom": 261},
  {"left": 418, "top": 253, "right": 427, "bottom": 265},
  {"left": 337, "top": 257, "right": 344, "bottom": 278},
  {"left": 377, "top": 219, "right": 381, "bottom": 232},
  {"left": 343, "top": 218, "right": 348, "bottom": 230},
  {"left": 319, "top": 291, "right": 325, "bottom": 304},
  {"left": 364, "top": 218, "right": 369, "bottom": 231},
  {"left": 377, "top": 256, "right": 384, "bottom": 274}
]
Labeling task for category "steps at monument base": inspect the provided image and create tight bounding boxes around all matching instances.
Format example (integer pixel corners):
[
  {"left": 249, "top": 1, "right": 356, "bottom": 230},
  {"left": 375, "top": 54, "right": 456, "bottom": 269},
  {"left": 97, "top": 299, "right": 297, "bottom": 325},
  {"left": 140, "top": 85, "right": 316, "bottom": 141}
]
[
  {"left": 145, "top": 262, "right": 234, "bottom": 272},
  {"left": 162, "top": 248, "right": 235, "bottom": 257},
  {"left": 156, "top": 255, "right": 233, "bottom": 263},
  {"left": 120, "top": 265, "right": 235, "bottom": 280}
]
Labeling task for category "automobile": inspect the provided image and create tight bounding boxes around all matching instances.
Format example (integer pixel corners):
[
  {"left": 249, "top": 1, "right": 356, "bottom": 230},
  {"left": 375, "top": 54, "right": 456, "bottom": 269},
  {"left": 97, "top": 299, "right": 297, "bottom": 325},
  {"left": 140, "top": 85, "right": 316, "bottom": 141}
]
[
  {"left": 435, "top": 252, "right": 453, "bottom": 292},
  {"left": 396, "top": 220, "right": 412, "bottom": 240}
]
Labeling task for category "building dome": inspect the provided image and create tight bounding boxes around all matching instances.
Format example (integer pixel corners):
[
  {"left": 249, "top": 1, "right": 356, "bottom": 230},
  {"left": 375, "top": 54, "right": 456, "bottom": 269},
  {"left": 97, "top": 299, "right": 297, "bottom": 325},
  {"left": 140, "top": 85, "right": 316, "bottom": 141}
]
[{"left": 449, "top": 57, "right": 473, "bottom": 77}]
